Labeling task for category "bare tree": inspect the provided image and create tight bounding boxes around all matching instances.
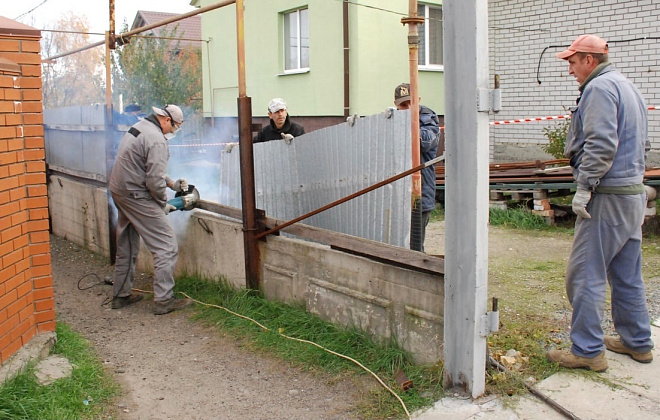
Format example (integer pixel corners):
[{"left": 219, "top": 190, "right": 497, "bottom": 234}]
[{"left": 41, "top": 13, "right": 105, "bottom": 109}]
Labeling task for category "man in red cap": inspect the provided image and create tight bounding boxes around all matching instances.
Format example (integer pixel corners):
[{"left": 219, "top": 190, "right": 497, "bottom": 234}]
[{"left": 547, "top": 35, "right": 654, "bottom": 371}]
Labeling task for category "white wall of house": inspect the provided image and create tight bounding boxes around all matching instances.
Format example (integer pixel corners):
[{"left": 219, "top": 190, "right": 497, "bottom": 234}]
[{"left": 488, "top": 0, "right": 660, "bottom": 163}]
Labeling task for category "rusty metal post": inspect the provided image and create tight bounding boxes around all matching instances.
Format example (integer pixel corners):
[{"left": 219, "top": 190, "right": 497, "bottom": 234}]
[
  {"left": 105, "top": 0, "right": 117, "bottom": 264},
  {"left": 235, "top": 0, "right": 260, "bottom": 290},
  {"left": 402, "top": 1, "right": 425, "bottom": 251}
]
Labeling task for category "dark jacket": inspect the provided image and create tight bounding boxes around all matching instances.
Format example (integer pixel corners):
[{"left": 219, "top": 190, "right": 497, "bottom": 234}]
[
  {"left": 254, "top": 115, "right": 305, "bottom": 143},
  {"left": 419, "top": 105, "right": 440, "bottom": 212}
]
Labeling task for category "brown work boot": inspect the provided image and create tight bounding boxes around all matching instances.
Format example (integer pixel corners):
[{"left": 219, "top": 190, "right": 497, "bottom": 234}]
[
  {"left": 546, "top": 349, "right": 608, "bottom": 372},
  {"left": 154, "top": 297, "right": 194, "bottom": 315},
  {"left": 111, "top": 293, "right": 143, "bottom": 309},
  {"left": 604, "top": 336, "right": 653, "bottom": 363}
]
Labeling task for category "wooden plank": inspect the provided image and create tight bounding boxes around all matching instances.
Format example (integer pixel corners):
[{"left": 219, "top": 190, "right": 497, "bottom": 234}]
[{"left": 196, "top": 200, "right": 444, "bottom": 275}]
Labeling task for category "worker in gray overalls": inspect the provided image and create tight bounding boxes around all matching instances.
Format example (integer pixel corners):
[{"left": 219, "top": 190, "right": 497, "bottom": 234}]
[
  {"left": 109, "top": 104, "right": 194, "bottom": 315},
  {"left": 547, "top": 35, "right": 654, "bottom": 371}
]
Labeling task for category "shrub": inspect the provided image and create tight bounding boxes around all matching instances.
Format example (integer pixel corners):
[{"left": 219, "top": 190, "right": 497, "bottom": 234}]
[{"left": 542, "top": 119, "right": 569, "bottom": 159}]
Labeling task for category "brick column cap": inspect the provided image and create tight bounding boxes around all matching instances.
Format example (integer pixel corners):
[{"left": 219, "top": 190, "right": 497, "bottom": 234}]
[{"left": 0, "top": 17, "right": 41, "bottom": 37}]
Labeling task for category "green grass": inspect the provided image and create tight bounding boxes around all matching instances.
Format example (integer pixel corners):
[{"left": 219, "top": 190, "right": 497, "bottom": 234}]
[
  {"left": 175, "top": 275, "right": 444, "bottom": 419},
  {"left": 487, "top": 316, "right": 563, "bottom": 398},
  {"left": 430, "top": 205, "right": 444, "bottom": 222},
  {"left": 0, "top": 322, "right": 119, "bottom": 420},
  {"left": 434, "top": 203, "right": 574, "bottom": 232},
  {"left": 489, "top": 207, "right": 551, "bottom": 230}
]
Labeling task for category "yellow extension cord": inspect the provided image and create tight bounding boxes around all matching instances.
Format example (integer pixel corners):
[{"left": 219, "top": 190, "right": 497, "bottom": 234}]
[{"left": 132, "top": 288, "right": 412, "bottom": 419}]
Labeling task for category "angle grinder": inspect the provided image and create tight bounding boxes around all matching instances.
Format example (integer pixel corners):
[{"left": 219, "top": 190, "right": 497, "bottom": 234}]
[{"left": 167, "top": 184, "right": 200, "bottom": 211}]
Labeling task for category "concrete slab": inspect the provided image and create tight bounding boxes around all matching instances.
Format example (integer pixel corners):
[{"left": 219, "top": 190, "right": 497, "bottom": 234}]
[
  {"left": 412, "top": 324, "right": 660, "bottom": 419},
  {"left": 34, "top": 355, "right": 73, "bottom": 386},
  {"left": 534, "top": 373, "right": 660, "bottom": 419}
]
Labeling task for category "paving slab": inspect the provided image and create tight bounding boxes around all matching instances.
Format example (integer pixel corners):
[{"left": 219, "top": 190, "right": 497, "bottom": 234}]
[{"left": 412, "top": 323, "right": 660, "bottom": 420}]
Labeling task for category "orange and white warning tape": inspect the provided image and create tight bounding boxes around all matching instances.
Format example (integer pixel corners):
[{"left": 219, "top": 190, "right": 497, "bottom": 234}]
[
  {"left": 169, "top": 142, "right": 234, "bottom": 148},
  {"left": 490, "top": 114, "right": 570, "bottom": 125},
  {"left": 169, "top": 106, "right": 660, "bottom": 145},
  {"left": 489, "top": 105, "right": 657, "bottom": 127}
]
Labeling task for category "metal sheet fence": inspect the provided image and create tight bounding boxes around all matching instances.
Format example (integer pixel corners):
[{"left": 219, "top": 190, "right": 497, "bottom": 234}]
[
  {"left": 44, "top": 105, "right": 204, "bottom": 182},
  {"left": 218, "top": 110, "right": 413, "bottom": 247}
]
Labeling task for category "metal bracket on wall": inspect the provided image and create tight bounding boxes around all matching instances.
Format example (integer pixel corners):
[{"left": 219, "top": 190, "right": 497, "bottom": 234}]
[{"left": 477, "top": 88, "right": 502, "bottom": 113}]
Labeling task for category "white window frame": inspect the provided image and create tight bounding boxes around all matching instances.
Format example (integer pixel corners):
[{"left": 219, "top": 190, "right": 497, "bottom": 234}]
[
  {"left": 283, "top": 8, "right": 310, "bottom": 74},
  {"left": 418, "top": 3, "right": 443, "bottom": 71}
]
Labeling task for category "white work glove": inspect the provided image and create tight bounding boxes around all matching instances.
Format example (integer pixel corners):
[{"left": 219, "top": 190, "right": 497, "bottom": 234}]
[
  {"left": 164, "top": 203, "right": 177, "bottom": 215},
  {"left": 172, "top": 178, "right": 188, "bottom": 193},
  {"left": 572, "top": 188, "right": 592, "bottom": 219},
  {"left": 281, "top": 133, "right": 294, "bottom": 144}
]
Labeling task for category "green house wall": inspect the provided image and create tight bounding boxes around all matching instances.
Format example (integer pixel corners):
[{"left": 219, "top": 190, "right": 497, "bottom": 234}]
[{"left": 195, "top": 0, "right": 443, "bottom": 119}]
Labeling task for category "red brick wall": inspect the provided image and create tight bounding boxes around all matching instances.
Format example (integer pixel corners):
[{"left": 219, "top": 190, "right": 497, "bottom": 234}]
[{"left": 0, "top": 18, "right": 55, "bottom": 364}]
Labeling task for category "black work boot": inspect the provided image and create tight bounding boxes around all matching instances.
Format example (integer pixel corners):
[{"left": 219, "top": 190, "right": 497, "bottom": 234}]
[
  {"left": 111, "top": 293, "right": 143, "bottom": 309},
  {"left": 154, "top": 297, "right": 193, "bottom": 315}
]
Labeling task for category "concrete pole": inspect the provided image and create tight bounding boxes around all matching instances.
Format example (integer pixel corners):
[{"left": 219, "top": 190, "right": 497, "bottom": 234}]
[{"left": 442, "top": 0, "right": 490, "bottom": 397}]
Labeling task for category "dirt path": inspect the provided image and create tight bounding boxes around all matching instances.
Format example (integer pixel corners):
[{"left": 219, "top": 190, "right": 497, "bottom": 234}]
[
  {"left": 424, "top": 220, "right": 573, "bottom": 262},
  {"left": 50, "top": 235, "right": 363, "bottom": 420},
  {"left": 50, "top": 222, "right": 660, "bottom": 419}
]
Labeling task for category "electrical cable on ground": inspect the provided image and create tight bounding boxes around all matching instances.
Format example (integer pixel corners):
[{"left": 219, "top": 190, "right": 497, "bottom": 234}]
[
  {"left": 127, "top": 288, "right": 412, "bottom": 419},
  {"left": 77, "top": 273, "right": 107, "bottom": 291},
  {"left": 77, "top": 272, "right": 114, "bottom": 306}
]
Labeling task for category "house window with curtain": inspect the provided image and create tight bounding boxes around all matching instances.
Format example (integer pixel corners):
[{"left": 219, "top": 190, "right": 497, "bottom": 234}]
[
  {"left": 418, "top": 3, "right": 443, "bottom": 70},
  {"left": 283, "top": 8, "right": 309, "bottom": 72}
]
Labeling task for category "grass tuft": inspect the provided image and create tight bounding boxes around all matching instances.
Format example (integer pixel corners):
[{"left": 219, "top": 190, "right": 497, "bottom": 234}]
[
  {"left": 0, "top": 322, "right": 119, "bottom": 420},
  {"left": 489, "top": 207, "right": 550, "bottom": 230},
  {"left": 174, "top": 275, "right": 444, "bottom": 418}
]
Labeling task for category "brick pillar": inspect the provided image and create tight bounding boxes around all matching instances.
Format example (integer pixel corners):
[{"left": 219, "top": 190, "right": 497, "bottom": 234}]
[{"left": 0, "top": 17, "right": 55, "bottom": 365}]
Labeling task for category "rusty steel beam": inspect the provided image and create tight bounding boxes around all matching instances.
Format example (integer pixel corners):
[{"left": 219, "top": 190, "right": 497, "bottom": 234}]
[
  {"left": 235, "top": 0, "right": 260, "bottom": 291},
  {"left": 104, "top": 1, "right": 116, "bottom": 264},
  {"left": 43, "top": 0, "right": 236, "bottom": 62},
  {"left": 255, "top": 155, "right": 445, "bottom": 240},
  {"left": 402, "top": 0, "right": 425, "bottom": 251},
  {"left": 195, "top": 200, "right": 444, "bottom": 276}
]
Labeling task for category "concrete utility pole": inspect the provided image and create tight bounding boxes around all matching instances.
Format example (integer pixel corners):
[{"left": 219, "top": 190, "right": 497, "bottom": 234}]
[{"left": 443, "top": 0, "right": 492, "bottom": 397}]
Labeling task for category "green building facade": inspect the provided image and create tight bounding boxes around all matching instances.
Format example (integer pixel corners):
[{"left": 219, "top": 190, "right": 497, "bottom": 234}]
[{"left": 192, "top": 0, "right": 444, "bottom": 129}]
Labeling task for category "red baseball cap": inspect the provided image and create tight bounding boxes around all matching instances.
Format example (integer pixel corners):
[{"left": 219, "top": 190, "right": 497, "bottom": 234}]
[{"left": 556, "top": 34, "right": 608, "bottom": 60}]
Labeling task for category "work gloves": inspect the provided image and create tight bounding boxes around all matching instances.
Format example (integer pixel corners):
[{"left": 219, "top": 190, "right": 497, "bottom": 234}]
[
  {"left": 164, "top": 203, "right": 177, "bottom": 215},
  {"left": 172, "top": 178, "right": 188, "bottom": 193},
  {"left": 281, "top": 133, "right": 294, "bottom": 144},
  {"left": 572, "top": 188, "right": 592, "bottom": 219}
]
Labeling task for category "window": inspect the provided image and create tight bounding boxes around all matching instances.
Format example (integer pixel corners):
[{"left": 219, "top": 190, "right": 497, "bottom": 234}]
[
  {"left": 418, "top": 4, "right": 443, "bottom": 69},
  {"left": 283, "top": 8, "right": 309, "bottom": 72}
]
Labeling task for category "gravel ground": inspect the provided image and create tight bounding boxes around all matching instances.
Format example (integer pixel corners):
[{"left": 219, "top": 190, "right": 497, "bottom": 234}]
[
  {"left": 49, "top": 221, "right": 660, "bottom": 418},
  {"left": 425, "top": 222, "right": 660, "bottom": 343},
  {"left": 50, "top": 234, "right": 367, "bottom": 420}
]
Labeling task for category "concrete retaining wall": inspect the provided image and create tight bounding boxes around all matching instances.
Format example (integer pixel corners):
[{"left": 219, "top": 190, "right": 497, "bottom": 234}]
[
  {"left": 47, "top": 175, "right": 110, "bottom": 257},
  {"left": 51, "top": 176, "right": 444, "bottom": 363}
]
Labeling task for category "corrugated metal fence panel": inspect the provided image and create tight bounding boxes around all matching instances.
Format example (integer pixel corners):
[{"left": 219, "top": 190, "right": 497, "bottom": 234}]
[
  {"left": 218, "top": 110, "right": 413, "bottom": 247},
  {"left": 44, "top": 105, "right": 110, "bottom": 181}
]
